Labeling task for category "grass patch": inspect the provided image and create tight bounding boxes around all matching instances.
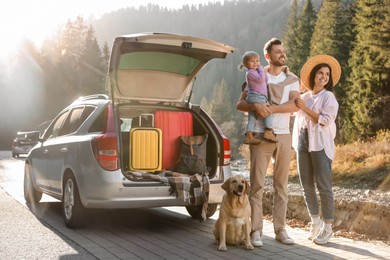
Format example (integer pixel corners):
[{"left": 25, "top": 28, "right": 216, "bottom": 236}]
[
  {"left": 331, "top": 131, "right": 390, "bottom": 190},
  {"left": 239, "top": 130, "right": 390, "bottom": 191}
]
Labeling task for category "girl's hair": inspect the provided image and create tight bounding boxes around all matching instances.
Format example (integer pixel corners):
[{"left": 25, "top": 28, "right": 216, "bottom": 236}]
[
  {"left": 308, "top": 63, "right": 334, "bottom": 92},
  {"left": 238, "top": 51, "right": 259, "bottom": 71}
]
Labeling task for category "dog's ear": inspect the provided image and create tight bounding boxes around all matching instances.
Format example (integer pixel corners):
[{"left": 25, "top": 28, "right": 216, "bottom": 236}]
[
  {"left": 221, "top": 178, "right": 230, "bottom": 192},
  {"left": 245, "top": 179, "right": 250, "bottom": 195}
]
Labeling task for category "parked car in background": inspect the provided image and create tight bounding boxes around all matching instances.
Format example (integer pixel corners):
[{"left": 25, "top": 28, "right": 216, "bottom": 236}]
[
  {"left": 12, "top": 131, "right": 40, "bottom": 158},
  {"left": 24, "top": 32, "right": 235, "bottom": 228}
]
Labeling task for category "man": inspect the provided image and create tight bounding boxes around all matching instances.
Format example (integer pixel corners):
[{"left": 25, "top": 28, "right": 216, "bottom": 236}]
[{"left": 236, "top": 38, "right": 300, "bottom": 246}]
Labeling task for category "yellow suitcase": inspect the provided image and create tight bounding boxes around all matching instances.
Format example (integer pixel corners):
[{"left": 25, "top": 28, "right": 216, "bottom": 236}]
[{"left": 130, "top": 114, "right": 162, "bottom": 172}]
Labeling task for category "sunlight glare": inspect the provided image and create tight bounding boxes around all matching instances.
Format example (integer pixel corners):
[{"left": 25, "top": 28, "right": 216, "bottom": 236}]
[{"left": 0, "top": 0, "right": 220, "bottom": 60}]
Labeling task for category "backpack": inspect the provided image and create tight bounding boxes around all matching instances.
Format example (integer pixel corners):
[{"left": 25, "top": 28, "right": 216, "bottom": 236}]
[{"left": 175, "top": 134, "right": 208, "bottom": 175}]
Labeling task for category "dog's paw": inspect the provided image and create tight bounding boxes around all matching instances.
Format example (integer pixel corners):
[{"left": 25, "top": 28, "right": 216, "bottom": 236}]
[
  {"left": 246, "top": 244, "right": 254, "bottom": 250},
  {"left": 218, "top": 245, "right": 227, "bottom": 251}
]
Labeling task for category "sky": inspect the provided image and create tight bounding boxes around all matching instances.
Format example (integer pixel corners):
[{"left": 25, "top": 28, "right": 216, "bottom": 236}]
[{"left": 0, "top": 0, "right": 221, "bottom": 59}]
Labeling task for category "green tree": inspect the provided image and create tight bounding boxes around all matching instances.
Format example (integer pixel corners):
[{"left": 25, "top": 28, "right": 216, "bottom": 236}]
[
  {"left": 207, "top": 78, "right": 243, "bottom": 158},
  {"left": 56, "top": 16, "right": 107, "bottom": 99},
  {"left": 102, "top": 41, "right": 110, "bottom": 71},
  {"left": 200, "top": 96, "right": 213, "bottom": 115},
  {"left": 59, "top": 16, "right": 89, "bottom": 97},
  {"left": 336, "top": 0, "right": 356, "bottom": 143},
  {"left": 209, "top": 79, "right": 234, "bottom": 125},
  {"left": 344, "top": 0, "right": 390, "bottom": 141},
  {"left": 80, "top": 26, "right": 106, "bottom": 95},
  {"left": 282, "top": 0, "right": 300, "bottom": 74},
  {"left": 310, "top": 0, "right": 344, "bottom": 57},
  {"left": 295, "top": 0, "right": 317, "bottom": 76},
  {"left": 310, "top": 0, "right": 355, "bottom": 143}
]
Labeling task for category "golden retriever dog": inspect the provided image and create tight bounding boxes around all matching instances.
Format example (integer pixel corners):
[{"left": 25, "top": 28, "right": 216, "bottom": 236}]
[{"left": 213, "top": 175, "right": 254, "bottom": 251}]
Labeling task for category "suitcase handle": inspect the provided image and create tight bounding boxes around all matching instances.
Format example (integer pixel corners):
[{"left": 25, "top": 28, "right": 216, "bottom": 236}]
[{"left": 138, "top": 113, "right": 154, "bottom": 127}]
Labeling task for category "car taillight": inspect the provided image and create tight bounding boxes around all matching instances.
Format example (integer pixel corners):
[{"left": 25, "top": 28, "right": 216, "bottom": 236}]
[
  {"left": 92, "top": 132, "right": 118, "bottom": 171},
  {"left": 223, "top": 137, "right": 231, "bottom": 165}
]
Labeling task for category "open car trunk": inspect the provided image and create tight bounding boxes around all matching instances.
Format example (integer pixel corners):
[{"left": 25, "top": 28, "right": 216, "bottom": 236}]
[
  {"left": 107, "top": 32, "right": 235, "bottom": 105},
  {"left": 106, "top": 33, "right": 234, "bottom": 185},
  {"left": 118, "top": 104, "right": 221, "bottom": 180}
]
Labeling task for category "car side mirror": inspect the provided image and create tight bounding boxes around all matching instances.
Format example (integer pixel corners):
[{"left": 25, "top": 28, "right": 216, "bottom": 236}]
[{"left": 27, "top": 131, "right": 40, "bottom": 142}]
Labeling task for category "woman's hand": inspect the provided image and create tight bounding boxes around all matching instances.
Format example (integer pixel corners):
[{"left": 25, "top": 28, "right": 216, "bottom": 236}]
[{"left": 294, "top": 97, "right": 305, "bottom": 109}]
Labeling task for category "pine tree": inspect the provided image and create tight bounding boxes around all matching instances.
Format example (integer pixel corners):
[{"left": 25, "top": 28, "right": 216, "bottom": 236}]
[
  {"left": 59, "top": 16, "right": 89, "bottom": 96},
  {"left": 102, "top": 42, "right": 110, "bottom": 71},
  {"left": 335, "top": 0, "right": 356, "bottom": 143},
  {"left": 208, "top": 78, "right": 244, "bottom": 158},
  {"left": 282, "top": 0, "right": 300, "bottom": 74},
  {"left": 209, "top": 79, "right": 234, "bottom": 125},
  {"left": 309, "top": 0, "right": 354, "bottom": 143},
  {"left": 310, "top": 0, "right": 343, "bottom": 57},
  {"left": 295, "top": 0, "right": 317, "bottom": 77},
  {"left": 200, "top": 96, "right": 213, "bottom": 115},
  {"left": 344, "top": 0, "right": 390, "bottom": 141},
  {"left": 80, "top": 26, "right": 106, "bottom": 95}
]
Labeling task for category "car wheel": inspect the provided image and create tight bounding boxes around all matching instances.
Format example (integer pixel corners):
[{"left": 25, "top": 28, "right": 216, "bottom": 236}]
[
  {"left": 24, "top": 163, "right": 42, "bottom": 204},
  {"left": 13, "top": 153, "right": 18, "bottom": 158},
  {"left": 185, "top": 203, "right": 218, "bottom": 219},
  {"left": 62, "top": 174, "right": 90, "bottom": 228}
]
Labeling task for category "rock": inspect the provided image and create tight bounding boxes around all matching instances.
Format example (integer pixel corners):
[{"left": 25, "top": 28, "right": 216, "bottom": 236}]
[
  {"left": 231, "top": 160, "right": 390, "bottom": 241},
  {"left": 364, "top": 189, "right": 373, "bottom": 197}
]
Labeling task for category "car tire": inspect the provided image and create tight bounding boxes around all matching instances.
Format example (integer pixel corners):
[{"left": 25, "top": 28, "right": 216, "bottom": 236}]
[
  {"left": 13, "top": 153, "right": 19, "bottom": 158},
  {"left": 24, "top": 163, "right": 42, "bottom": 204},
  {"left": 62, "top": 174, "right": 90, "bottom": 228},
  {"left": 185, "top": 203, "right": 218, "bottom": 219}
]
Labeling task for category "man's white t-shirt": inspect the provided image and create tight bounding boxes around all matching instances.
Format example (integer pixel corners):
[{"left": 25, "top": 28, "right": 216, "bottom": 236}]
[{"left": 252, "top": 71, "right": 300, "bottom": 134}]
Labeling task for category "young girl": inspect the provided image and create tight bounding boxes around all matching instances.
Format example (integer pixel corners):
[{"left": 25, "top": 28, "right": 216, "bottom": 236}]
[{"left": 239, "top": 51, "right": 277, "bottom": 144}]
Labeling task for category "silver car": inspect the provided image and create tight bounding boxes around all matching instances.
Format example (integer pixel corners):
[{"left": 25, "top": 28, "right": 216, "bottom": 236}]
[
  {"left": 24, "top": 33, "right": 235, "bottom": 228},
  {"left": 12, "top": 131, "right": 40, "bottom": 158}
]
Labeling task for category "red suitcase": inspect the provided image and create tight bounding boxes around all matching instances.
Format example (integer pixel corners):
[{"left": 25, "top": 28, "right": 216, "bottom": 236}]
[{"left": 154, "top": 111, "right": 193, "bottom": 170}]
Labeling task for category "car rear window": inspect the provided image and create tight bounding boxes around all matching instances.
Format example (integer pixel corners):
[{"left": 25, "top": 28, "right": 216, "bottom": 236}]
[
  {"left": 89, "top": 106, "right": 108, "bottom": 133},
  {"left": 119, "top": 52, "right": 200, "bottom": 75}
]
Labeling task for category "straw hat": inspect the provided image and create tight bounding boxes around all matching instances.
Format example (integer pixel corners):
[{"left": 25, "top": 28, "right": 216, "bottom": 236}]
[{"left": 300, "top": 54, "right": 341, "bottom": 90}]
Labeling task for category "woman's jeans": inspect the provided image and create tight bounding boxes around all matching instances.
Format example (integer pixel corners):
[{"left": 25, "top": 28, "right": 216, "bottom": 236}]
[
  {"left": 297, "top": 128, "right": 334, "bottom": 222},
  {"left": 246, "top": 93, "right": 272, "bottom": 132}
]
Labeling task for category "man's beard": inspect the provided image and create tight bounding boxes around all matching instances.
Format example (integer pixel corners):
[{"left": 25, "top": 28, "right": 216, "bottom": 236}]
[{"left": 270, "top": 58, "right": 286, "bottom": 67}]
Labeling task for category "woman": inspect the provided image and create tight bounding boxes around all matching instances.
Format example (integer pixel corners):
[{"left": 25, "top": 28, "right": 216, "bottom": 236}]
[{"left": 292, "top": 55, "right": 341, "bottom": 245}]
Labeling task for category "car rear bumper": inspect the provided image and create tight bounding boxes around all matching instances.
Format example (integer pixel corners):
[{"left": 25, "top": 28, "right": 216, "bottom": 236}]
[
  {"left": 12, "top": 145, "right": 33, "bottom": 154},
  {"left": 81, "top": 182, "right": 225, "bottom": 209},
  {"left": 77, "top": 166, "right": 231, "bottom": 209}
]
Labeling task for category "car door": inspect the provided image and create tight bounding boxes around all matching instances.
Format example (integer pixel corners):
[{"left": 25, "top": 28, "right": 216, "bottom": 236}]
[
  {"left": 46, "top": 106, "right": 92, "bottom": 195},
  {"left": 31, "top": 110, "right": 70, "bottom": 191}
]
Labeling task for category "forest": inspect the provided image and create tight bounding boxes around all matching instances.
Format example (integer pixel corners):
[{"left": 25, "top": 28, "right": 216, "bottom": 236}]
[{"left": 0, "top": 0, "right": 389, "bottom": 159}]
